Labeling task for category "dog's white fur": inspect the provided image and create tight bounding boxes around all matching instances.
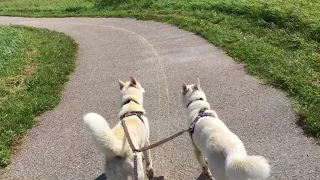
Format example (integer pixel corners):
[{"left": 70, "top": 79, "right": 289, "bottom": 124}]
[
  {"left": 83, "top": 76, "right": 153, "bottom": 180},
  {"left": 182, "top": 79, "right": 270, "bottom": 180}
]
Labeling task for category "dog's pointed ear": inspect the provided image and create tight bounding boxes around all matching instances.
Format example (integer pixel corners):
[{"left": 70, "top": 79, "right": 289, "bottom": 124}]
[
  {"left": 182, "top": 82, "right": 188, "bottom": 94},
  {"left": 118, "top": 79, "right": 125, "bottom": 90},
  {"left": 194, "top": 78, "right": 201, "bottom": 90},
  {"left": 130, "top": 76, "right": 137, "bottom": 86}
]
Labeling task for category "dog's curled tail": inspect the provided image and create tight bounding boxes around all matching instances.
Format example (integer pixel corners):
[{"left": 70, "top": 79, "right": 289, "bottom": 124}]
[
  {"left": 226, "top": 155, "right": 270, "bottom": 180},
  {"left": 83, "top": 113, "right": 121, "bottom": 157}
]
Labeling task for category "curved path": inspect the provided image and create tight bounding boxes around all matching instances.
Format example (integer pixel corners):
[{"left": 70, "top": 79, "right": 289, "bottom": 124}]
[{"left": 0, "top": 17, "right": 319, "bottom": 180}]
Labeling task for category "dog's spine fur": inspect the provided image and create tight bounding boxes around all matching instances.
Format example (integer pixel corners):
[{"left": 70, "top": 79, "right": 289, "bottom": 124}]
[
  {"left": 226, "top": 155, "right": 270, "bottom": 180},
  {"left": 83, "top": 113, "right": 120, "bottom": 157}
]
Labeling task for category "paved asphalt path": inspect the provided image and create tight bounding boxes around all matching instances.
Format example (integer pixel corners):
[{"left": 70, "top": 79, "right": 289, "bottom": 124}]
[{"left": 0, "top": 17, "right": 319, "bottom": 180}]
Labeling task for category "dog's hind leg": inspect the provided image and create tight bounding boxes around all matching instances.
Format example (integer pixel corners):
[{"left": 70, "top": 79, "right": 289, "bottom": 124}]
[
  {"left": 192, "top": 142, "right": 213, "bottom": 179},
  {"left": 136, "top": 153, "right": 146, "bottom": 180},
  {"left": 143, "top": 140, "right": 154, "bottom": 179}
]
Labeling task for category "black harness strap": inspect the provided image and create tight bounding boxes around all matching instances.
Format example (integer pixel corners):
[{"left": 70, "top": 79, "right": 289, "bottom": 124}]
[
  {"left": 188, "top": 109, "right": 215, "bottom": 137},
  {"left": 120, "top": 99, "right": 144, "bottom": 123},
  {"left": 187, "top": 98, "right": 204, "bottom": 108},
  {"left": 118, "top": 99, "right": 146, "bottom": 180},
  {"left": 120, "top": 112, "right": 144, "bottom": 180},
  {"left": 122, "top": 99, "right": 140, "bottom": 106},
  {"left": 120, "top": 111, "right": 144, "bottom": 123}
]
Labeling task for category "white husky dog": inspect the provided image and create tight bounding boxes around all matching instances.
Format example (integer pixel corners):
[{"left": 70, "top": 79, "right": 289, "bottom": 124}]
[
  {"left": 182, "top": 79, "right": 270, "bottom": 180},
  {"left": 83, "top": 76, "right": 153, "bottom": 180}
]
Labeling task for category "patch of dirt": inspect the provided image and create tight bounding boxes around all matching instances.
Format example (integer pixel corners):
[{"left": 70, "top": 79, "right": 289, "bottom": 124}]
[
  {"left": 0, "top": 63, "right": 38, "bottom": 100},
  {"left": 310, "top": 77, "right": 320, "bottom": 85},
  {"left": 26, "top": 49, "right": 39, "bottom": 55}
]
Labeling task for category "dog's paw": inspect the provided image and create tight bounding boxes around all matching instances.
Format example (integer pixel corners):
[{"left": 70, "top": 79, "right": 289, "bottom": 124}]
[
  {"left": 146, "top": 166, "right": 154, "bottom": 180},
  {"left": 201, "top": 166, "right": 209, "bottom": 174},
  {"left": 202, "top": 171, "right": 213, "bottom": 180}
]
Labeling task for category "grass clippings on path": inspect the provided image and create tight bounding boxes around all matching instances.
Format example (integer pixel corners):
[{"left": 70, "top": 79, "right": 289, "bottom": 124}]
[{"left": 0, "top": 25, "right": 77, "bottom": 166}]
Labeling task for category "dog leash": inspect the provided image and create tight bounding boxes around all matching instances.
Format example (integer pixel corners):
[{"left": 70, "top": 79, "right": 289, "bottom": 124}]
[
  {"left": 121, "top": 109, "right": 215, "bottom": 180},
  {"left": 121, "top": 119, "right": 188, "bottom": 180}
]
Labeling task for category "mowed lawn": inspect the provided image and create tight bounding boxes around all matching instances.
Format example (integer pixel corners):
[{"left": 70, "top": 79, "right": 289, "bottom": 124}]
[
  {"left": 0, "top": 25, "right": 77, "bottom": 165},
  {"left": 0, "top": 0, "right": 319, "bottom": 164}
]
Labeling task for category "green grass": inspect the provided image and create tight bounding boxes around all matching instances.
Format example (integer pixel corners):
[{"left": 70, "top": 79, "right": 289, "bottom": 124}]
[
  {"left": 0, "top": 25, "right": 77, "bottom": 166},
  {"left": 0, "top": 0, "right": 92, "bottom": 10},
  {"left": 0, "top": 0, "right": 319, "bottom": 158}
]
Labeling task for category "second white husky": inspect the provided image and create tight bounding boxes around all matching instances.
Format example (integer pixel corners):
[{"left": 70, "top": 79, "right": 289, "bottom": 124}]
[
  {"left": 182, "top": 79, "right": 270, "bottom": 180},
  {"left": 83, "top": 76, "right": 153, "bottom": 180}
]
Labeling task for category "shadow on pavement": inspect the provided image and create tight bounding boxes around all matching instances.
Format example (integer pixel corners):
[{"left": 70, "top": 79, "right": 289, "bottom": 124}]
[
  {"left": 196, "top": 173, "right": 213, "bottom": 180},
  {"left": 95, "top": 173, "right": 106, "bottom": 180}
]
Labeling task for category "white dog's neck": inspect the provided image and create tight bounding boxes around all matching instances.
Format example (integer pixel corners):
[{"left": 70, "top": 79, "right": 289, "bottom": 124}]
[
  {"left": 118, "top": 101, "right": 146, "bottom": 118},
  {"left": 187, "top": 101, "right": 211, "bottom": 123}
]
